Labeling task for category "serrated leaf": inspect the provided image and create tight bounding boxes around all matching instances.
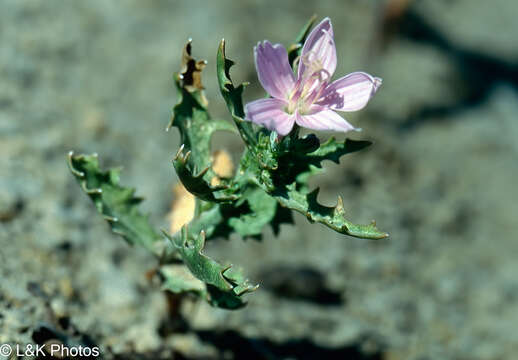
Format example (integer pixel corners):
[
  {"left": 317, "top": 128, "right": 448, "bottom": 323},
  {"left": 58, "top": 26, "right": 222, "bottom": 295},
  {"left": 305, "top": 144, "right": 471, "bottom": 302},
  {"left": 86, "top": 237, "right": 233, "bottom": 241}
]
[
  {"left": 228, "top": 188, "right": 278, "bottom": 237},
  {"left": 67, "top": 152, "right": 162, "bottom": 253},
  {"left": 217, "top": 39, "right": 257, "bottom": 147},
  {"left": 308, "top": 137, "right": 372, "bottom": 164},
  {"left": 269, "top": 137, "right": 371, "bottom": 191},
  {"left": 170, "top": 40, "right": 236, "bottom": 181},
  {"left": 263, "top": 136, "right": 388, "bottom": 240},
  {"left": 294, "top": 138, "right": 372, "bottom": 189},
  {"left": 179, "top": 39, "right": 209, "bottom": 107},
  {"left": 173, "top": 145, "right": 239, "bottom": 203},
  {"left": 160, "top": 264, "right": 206, "bottom": 295},
  {"left": 273, "top": 185, "right": 388, "bottom": 240},
  {"left": 163, "top": 227, "right": 257, "bottom": 309}
]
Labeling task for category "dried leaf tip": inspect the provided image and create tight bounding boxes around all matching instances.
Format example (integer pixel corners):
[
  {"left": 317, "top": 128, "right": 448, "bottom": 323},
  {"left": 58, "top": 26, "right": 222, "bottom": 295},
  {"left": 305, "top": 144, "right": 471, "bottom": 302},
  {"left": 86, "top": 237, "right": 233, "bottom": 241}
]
[{"left": 180, "top": 39, "right": 208, "bottom": 94}]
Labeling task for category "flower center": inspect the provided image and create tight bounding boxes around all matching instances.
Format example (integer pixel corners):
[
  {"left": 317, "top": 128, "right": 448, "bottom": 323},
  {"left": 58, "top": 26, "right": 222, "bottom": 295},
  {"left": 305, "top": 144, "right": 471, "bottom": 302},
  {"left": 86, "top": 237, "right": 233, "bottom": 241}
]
[{"left": 286, "top": 52, "right": 330, "bottom": 115}]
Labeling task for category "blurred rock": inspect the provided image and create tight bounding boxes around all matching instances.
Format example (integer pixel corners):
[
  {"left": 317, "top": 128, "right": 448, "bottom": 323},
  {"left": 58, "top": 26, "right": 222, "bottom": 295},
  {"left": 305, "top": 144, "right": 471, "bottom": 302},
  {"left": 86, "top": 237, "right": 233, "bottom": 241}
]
[{"left": 415, "top": 0, "right": 518, "bottom": 62}]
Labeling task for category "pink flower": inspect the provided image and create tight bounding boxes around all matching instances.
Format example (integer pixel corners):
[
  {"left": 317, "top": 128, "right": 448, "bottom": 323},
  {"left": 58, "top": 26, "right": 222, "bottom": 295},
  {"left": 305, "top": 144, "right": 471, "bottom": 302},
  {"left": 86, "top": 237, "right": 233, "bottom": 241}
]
[{"left": 245, "top": 18, "right": 382, "bottom": 136}]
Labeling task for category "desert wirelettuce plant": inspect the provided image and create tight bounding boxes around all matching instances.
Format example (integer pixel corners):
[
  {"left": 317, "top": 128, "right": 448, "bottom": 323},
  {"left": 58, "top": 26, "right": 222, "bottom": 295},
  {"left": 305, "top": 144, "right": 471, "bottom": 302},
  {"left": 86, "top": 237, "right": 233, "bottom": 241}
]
[{"left": 68, "top": 17, "right": 388, "bottom": 310}]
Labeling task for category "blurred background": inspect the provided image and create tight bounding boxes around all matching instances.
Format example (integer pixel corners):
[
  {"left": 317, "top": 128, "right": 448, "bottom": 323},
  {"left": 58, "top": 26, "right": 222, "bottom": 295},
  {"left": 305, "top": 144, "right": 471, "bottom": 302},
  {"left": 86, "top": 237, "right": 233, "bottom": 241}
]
[{"left": 1, "top": 0, "right": 517, "bottom": 359}]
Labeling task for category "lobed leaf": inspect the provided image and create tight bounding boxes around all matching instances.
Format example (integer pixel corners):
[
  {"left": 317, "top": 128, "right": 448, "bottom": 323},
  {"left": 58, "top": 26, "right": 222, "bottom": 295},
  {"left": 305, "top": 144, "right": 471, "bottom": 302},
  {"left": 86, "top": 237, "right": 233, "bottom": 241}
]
[
  {"left": 271, "top": 137, "right": 371, "bottom": 186},
  {"left": 172, "top": 145, "right": 239, "bottom": 203},
  {"left": 169, "top": 40, "right": 237, "bottom": 193},
  {"left": 217, "top": 39, "right": 257, "bottom": 147},
  {"left": 67, "top": 152, "right": 162, "bottom": 253},
  {"left": 228, "top": 188, "right": 278, "bottom": 237},
  {"left": 263, "top": 137, "right": 388, "bottom": 239},
  {"left": 273, "top": 185, "right": 388, "bottom": 240},
  {"left": 159, "top": 264, "right": 206, "bottom": 295},
  {"left": 163, "top": 227, "right": 258, "bottom": 309}
]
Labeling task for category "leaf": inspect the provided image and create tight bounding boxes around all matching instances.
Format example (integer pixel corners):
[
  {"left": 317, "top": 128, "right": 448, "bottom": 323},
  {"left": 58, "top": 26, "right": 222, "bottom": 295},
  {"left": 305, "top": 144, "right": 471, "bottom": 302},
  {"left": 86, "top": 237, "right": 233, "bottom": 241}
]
[
  {"left": 217, "top": 39, "right": 257, "bottom": 147},
  {"left": 163, "top": 227, "right": 258, "bottom": 309},
  {"left": 308, "top": 137, "right": 372, "bottom": 164},
  {"left": 169, "top": 73, "right": 234, "bottom": 173},
  {"left": 228, "top": 188, "right": 278, "bottom": 237},
  {"left": 170, "top": 40, "right": 238, "bottom": 203},
  {"left": 160, "top": 264, "right": 206, "bottom": 295},
  {"left": 270, "top": 137, "right": 372, "bottom": 191},
  {"left": 67, "top": 152, "right": 162, "bottom": 253},
  {"left": 172, "top": 145, "right": 239, "bottom": 203},
  {"left": 273, "top": 185, "right": 388, "bottom": 240},
  {"left": 257, "top": 137, "right": 387, "bottom": 239},
  {"left": 179, "top": 39, "right": 209, "bottom": 107},
  {"left": 293, "top": 138, "right": 372, "bottom": 188}
]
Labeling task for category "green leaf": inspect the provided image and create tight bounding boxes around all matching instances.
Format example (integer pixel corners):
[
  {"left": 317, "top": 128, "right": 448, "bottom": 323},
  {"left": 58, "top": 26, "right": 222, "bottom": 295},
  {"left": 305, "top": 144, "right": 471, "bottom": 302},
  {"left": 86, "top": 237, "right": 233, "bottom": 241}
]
[
  {"left": 169, "top": 76, "right": 235, "bottom": 176},
  {"left": 308, "top": 137, "right": 372, "bottom": 164},
  {"left": 67, "top": 152, "right": 162, "bottom": 253},
  {"left": 273, "top": 185, "right": 388, "bottom": 240},
  {"left": 160, "top": 264, "right": 206, "bottom": 295},
  {"left": 293, "top": 137, "right": 372, "bottom": 188},
  {"left": 169, "top": 76, "right": 210, "bottom": 169},
  {"left": 268, "top": 137, "right": 372, "bottom": 191},
  {"left": 257, "top": 137, "right": 387, "bottom": 239},
  {"left": 228, "top": 188, "right": 278, "bottom": 237},
  {"left": 172, "top": 145, "right": 239, "bottom": 203},
  {"left": 163, "top": 227, "right": 258, "bottom": 309},
  {"left": 217, "top": 39, "right": 257, "bottom": 147},
  {"left": 169, "top": 40, "right": 237, "bottom": 195}
]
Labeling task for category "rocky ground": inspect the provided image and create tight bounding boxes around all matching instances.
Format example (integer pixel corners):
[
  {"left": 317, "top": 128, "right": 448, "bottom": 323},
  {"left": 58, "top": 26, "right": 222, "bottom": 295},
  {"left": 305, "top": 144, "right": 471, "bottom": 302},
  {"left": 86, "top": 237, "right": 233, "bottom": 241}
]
[{"left": 1, "top": 1, "right": 517, "bottom": 359}]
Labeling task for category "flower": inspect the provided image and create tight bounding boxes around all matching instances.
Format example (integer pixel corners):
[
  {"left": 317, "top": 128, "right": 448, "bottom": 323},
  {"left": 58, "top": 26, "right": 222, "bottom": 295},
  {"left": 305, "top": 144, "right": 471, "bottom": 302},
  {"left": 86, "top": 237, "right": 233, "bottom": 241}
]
[{"left": 245, "top": 18, "right": 382, "bottom": 136}]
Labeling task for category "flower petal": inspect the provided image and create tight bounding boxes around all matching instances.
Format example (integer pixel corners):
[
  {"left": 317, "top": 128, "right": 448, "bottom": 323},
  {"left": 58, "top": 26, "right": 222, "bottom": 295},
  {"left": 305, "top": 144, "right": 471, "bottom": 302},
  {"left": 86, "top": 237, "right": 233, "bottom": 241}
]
[
  {"left": 317, "top": 72, "right": 382, "bottom": 112},
  {"left": 245, "top": 98, "right": 296, "bottom": 135},
  {"left": 255, "top": 41, "right": 296, "bottom": 100},
  {"left": 296, "top": 106, "right": 355, "bottom": 132},
  {"left": 298, "top": 17, "right": 337, "bottom": 79}
]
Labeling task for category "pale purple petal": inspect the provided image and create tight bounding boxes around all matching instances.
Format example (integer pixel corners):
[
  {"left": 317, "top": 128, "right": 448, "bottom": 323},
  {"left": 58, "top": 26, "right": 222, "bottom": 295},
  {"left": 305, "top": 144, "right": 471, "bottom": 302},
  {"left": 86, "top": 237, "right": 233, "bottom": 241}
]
[
  {"left": 255, "top": 41, "right": 296, "bottom": 100},
  {"left": 317, "top": 72, "right": 382, "bottom": 112},
  {"left": 296, "top": 106, "right": 355, "bottom": 132},
  {"left": 245, "top": 98, "right": 296, "bottom": 136},
  {"left": 298, "top": 17, "right": 337, "bottom": 79}
]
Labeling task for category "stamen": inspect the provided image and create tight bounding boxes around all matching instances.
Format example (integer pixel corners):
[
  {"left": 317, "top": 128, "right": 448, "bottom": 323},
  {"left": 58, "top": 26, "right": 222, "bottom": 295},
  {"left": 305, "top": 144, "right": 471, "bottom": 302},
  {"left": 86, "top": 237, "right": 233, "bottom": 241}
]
[
  {"left": 301, "top": 51, "right": 316, "bottom": 67},
  {"left": 314, "top": 68, "right": 331, "bottom": 82},
  {"left": 287, "top": 49, "right": 333, "bottom": 115},
  {"left": 292, "top": 55, "right": 301, "bottom": 70},
  {"left": 305, "top": 79, "right": 328, "bottom": 106},
  {"left": 300, "top": 51, "right": 321, "bottom": 80}
]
